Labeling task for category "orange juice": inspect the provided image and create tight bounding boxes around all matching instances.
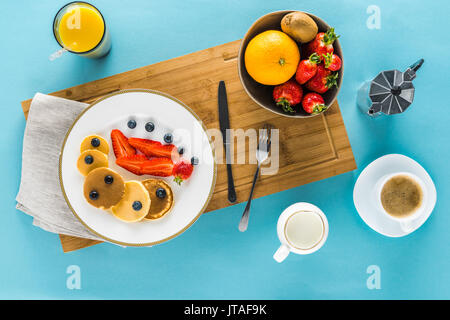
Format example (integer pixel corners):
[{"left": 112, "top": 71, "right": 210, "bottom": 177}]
[{"left": 53, "top": 2, "right": 111, "bottom": 58}]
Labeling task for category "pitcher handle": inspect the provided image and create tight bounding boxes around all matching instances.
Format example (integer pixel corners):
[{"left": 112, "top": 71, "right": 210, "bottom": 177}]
[{"left": 273, "top": 244, "right": 290, "bottom": 263}]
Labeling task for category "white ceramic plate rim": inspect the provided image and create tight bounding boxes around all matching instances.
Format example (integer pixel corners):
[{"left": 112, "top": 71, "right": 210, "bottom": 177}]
[{"left": 59, "top": 89, "right": 217, "bottom": 246}]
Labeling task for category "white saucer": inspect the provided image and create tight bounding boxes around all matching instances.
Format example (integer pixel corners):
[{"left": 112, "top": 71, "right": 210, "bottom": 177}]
[{"left": 353, "top": 154, "right": 437, "bottom": 237}]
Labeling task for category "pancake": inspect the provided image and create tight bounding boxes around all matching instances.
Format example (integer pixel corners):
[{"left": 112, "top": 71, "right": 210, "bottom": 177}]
[
  {"left": 141, "top": 179, "right": 174, "bottom": 220},
  {"left": 77, "top": 149, "right": 109, "bottom": 176},
  {"left": 83, "top": 167, "right": 125, "bottom": 210},
  {"left": 80, "top": 135, "right": 109, "bottom": 154},
  {"left": 111, "top": 181, "right": 151, "bottom": 223}
]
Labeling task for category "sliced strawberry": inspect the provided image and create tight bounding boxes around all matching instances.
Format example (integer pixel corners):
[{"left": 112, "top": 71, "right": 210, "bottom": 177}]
[
  {"left": 172, "top": 160, "right": 194, "bottom": 185},
  {"left": 111, "top": 129, "right": 136, "bottom": 159},
  {"left": 116, "top": 154, "right": 147, "bottom": 175},
  {"left": 128, "top": 137, "right": 178, "bottom": 159},
  {"left": 128, "top": 137, "right": 162, "bottom": 148},
  {"left": 116, "top": 155, "right": 174, "bottom": 177},
  {"left": 141, "top": 157, "right": 174, "bottom": 177}
]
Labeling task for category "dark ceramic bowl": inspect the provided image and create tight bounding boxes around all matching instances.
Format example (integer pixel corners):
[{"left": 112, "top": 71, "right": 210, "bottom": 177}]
[{"left": 237, "top": 10, "right": 343, "bottom": 118}]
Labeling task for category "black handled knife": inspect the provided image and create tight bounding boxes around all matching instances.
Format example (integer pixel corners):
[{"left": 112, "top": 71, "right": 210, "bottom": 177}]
[{"left": 218, "top": 80, "right": 237, "bottom": 203}]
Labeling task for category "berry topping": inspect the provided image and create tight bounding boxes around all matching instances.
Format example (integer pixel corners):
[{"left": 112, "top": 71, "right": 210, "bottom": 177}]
[
  {"left": 111, "top": 129, "right": 136, "bottom": 159},
  {"left": 89, "top": 190, "right": 99, "bottom": 200},
  {"left": 145, "top": 122, "right": 155, "bottom": 132},
  {"left": 164, "top": 133, "right": 173, "bottom": 144},
  {"left": 132, "top": 201, "right": 142, "bottom": 211},
  {"left": 91, "top": 138, "right": 100, "bottom": 147},
  {"left": 127, "top": 120, "right": 137, "bottom": 129},
  {"left": 156, "top": 188, "right": 167, "bottom": 199},
  {"left": 84, "top": 155, "right": 94, "bottom": 164},
  {"left": 173, "top": 160, "right": 194, "bottom": 185},
  {"left": 178, "top": 147, "right": 185, "bottom": 155},
  {"left": 104, "top": 175, "right": 114, "bottom": 184},
  {"left": 128, "top": 137, "right": 177, "bottom": 158},
  {"left": 116, "top": 156, "right": 174, "bottom": 177},
  {"left": 191, "top": 156, "right": 199, "bottom": 165}
]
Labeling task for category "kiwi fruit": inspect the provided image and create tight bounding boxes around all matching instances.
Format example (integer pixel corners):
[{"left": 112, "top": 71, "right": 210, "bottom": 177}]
[{"left": 281, "top": 12, "right": 318, "bottom": 43}]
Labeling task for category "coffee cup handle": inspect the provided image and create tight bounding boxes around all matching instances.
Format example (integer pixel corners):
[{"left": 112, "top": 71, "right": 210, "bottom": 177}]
[
  {"left": 400, "top": 219, "right": 415, "bottom": 233},
  {"left": 273, "top": 244, "right": 290, "bottom": 263}
]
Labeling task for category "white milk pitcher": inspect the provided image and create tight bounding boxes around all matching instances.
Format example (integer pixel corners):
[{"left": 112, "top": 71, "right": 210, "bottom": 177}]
[{"left": 273, "top": 203, "right": 329, "bottom": 263}]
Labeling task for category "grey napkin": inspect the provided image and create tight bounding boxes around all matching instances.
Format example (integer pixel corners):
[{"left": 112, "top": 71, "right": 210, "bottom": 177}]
[{"left": 16, "top": 93, "right": 105, "bottom": 241}]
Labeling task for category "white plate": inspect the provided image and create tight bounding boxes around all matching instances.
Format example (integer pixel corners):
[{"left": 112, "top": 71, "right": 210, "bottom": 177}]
[
  {"left": 60, "top": 89, "right": 217, "bottom": 246},
  {"left": 353, "top": 154, "right": 436, "bottom": 237}
]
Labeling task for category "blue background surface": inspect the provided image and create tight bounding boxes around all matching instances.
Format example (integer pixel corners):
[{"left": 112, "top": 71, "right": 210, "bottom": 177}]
[{"left": 1, "top": 0, "right": 449, "bottom": 299}]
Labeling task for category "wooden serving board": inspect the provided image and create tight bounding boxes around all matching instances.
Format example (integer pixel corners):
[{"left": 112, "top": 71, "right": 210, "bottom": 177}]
[{"left": 21, "top": 40, "right": 356, "bottom": 253}]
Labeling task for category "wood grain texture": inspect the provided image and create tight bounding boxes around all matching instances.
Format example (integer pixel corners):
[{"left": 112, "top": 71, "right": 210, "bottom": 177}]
[
  {"left": 21, "top": 40, "right": 356, "bottom": 253},
  {"left": 58, "top": 235, "right": 102, "bottom": 253}
]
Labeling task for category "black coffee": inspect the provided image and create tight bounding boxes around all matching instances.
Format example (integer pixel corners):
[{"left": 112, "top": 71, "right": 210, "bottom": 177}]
[{"left": 381, "top": 175, "right": 423, "bottom": 218}]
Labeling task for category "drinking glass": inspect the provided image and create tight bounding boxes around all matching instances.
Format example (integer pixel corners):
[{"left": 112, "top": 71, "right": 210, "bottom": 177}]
[{"left": 52, "top": 1, "right": 111, "bottom": 59}]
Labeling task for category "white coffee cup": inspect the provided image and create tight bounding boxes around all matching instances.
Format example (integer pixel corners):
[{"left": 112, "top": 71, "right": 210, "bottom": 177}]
[
  {"left": 273, "top": 202, "right": 328, "bottom": 263},
  {"left": 374, "top": 171, "right": 427, "bottom": 233}
]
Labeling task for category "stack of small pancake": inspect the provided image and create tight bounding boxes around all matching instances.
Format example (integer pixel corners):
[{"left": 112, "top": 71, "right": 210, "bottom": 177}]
[{"left": 76, "top": 135, "right": 174, "bottom": 223}]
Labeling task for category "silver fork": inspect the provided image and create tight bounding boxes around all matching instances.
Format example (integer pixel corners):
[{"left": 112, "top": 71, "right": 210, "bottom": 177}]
[{"left": 238, "top": 123, "right": 273, "bottom": 232}]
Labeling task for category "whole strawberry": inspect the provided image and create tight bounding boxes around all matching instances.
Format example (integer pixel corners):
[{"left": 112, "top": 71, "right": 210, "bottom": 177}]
[
  {"left": 322, "top": 53, "right": 342, "bottom": 71},
  {"left": 305, "top": 28, "right": 339, "bottom": 58},
  {"left": 302, "top": 93, "right": 327, "bottom": 114},
  {"left": 173, "top": 160, "right": 194, "bottom": 185},
  {"left": 273, "top": 79, "right": 303, "bottom": 113},
  {"left": 295, "top": 53, "right": 321, "bottom": 85},
  {"left": 305, "top": 65, "right": 338, "bottom": 94}
]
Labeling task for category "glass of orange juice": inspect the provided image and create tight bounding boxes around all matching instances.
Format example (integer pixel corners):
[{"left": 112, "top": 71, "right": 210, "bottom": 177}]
[{"left": 53, "top": 2, "right": 111, "bottom": 59}]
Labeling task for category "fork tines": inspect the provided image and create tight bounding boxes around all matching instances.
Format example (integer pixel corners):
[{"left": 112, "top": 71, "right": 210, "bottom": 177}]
[{"left": 258, "top": 124, "right": 273, "bottom": 152}]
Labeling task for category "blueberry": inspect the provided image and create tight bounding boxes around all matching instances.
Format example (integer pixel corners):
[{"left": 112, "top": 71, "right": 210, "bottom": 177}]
[
  {"left": 132, "top": 201, "right": 142, "bottom": 211},
  {"left": 84, "top": 155, "right": 94, "bottom": 164},
  {"left": 164, "top": 133, "right": 173, "bottom": 144},
  {"left": 145, "top": 122, "right": 155, "bottom": 132},
  {"left": 127, "top": 120, "right": 137, "bottom": 129},
  {"left": 156, "top": 188, "right": 166, "bottom": 199},
  {"left": 104, "top": 175, "right": 114, "bottom": 184},
  {"left": 91, "top": 138, "right": 100, "bottom": 147},
  {"left": 89, "top": 190, "right": 99, "bottom": 200},
  {"left": 191, "top": 156, "right": 199, "bottom": 165},
  {"left": 177, "top": 147, "right": 185, "bottom": 155}
]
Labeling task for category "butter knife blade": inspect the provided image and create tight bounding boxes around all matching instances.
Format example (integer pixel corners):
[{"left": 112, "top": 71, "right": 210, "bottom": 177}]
[{"left": 218, "top": 80, "right": 237, "bottom": 203}]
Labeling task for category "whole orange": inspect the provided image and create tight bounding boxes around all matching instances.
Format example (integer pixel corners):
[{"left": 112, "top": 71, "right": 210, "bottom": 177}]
[{"left": 244, "top": 30, "right": 300, "bottom": 85}]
